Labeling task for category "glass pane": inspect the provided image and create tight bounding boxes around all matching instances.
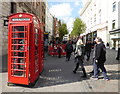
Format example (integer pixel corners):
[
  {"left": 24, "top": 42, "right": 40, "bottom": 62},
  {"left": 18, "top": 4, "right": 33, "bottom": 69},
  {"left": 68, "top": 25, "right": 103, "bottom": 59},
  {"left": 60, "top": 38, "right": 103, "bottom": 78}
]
[
  {"left": 13, "top": 26, "right": 24, "bottom": 31},
  {"left": 12, "top": 64, "right": 25, "bottom": 70},
  {"left": 12, "top": 45, "right": 25, "bottom": 51},
  {"left": 12, "top": 58, "right": 25, "bottom": 63},
  {"left": 12, "top": 39, "right": 26, "bottom": 44},
  {"left": 12, "top": 52, "right": 26, "bottom": 57},
  {"left": 12, "top": 33, "right": 25, "bottom": 38},
  {"left": 12, "top": 71, "right": 26, "bottom": 77}
]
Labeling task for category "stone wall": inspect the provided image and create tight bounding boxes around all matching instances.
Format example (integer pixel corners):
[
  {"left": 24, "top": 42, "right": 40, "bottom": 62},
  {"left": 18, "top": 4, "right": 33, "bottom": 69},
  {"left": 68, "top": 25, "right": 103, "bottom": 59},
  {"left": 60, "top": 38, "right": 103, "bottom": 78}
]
[{"left": 1, "top": 2, "right": 24, "bottom": 72}]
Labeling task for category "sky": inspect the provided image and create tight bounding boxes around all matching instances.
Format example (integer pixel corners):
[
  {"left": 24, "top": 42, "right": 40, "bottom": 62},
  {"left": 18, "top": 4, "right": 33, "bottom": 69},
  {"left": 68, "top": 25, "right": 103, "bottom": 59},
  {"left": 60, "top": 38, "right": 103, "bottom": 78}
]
[{"left": 48, "top": 0, "right": 86, "bottom": 34}]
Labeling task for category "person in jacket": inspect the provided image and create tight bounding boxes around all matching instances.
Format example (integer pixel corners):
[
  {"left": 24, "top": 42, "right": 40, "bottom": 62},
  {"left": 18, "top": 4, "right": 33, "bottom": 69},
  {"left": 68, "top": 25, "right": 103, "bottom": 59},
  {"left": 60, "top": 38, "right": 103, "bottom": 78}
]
[
  {"left": 116, "top": 43, "right": 120, "bottom": 60},
  {"left": 85, "top": 40, "right": 92, "bottom": 61},
  {"left": 91, "top": 37, "right": 109, "bottom": 80},
  {"left": 65, "top": 40, "right": 73, "bottom": 61},
  {"left": 73, "top": 37, "right": 87, "bottom": 78}
]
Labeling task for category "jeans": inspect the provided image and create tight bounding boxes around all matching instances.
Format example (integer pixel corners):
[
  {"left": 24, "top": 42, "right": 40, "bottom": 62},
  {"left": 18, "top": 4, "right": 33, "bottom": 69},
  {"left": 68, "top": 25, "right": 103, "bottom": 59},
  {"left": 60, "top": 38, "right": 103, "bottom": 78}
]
[{"left": 93, "top": 59, "right": 108, "bottom": 79}]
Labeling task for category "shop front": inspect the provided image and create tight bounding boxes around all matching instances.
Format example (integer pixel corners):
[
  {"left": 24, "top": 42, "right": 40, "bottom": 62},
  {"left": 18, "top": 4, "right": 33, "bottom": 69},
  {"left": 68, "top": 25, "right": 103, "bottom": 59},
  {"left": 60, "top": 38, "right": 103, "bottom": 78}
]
[{"left": 109, "top": 29, "right": 120, "bottom": 50}]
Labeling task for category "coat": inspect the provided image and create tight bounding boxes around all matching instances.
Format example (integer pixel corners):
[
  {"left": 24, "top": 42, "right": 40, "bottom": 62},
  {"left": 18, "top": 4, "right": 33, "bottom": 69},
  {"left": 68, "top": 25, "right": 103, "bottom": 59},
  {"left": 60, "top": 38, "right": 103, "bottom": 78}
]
[
  {"left": 95, "top": 42, "right": 106, "bottom": 63},
  {"left": 85, "top": 43, "right": 92, "bottom": 52},
  {"left": 65, "top": 43, "right": 73, "bottom": 53}
]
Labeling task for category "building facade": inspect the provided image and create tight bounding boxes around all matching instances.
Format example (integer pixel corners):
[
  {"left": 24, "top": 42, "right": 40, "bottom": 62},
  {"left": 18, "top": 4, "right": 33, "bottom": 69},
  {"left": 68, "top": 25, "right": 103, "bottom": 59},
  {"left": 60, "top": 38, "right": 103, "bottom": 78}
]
[
  {"left": 0, "top": 1, "right": 46, "bottom": 71},
  {"left": 45, "top": 2, "right": 53, "bottom": 41},
  {"left": 108, "top": 0, "right": 120, "bottom": 50},
  {"left": 39, "top": 1, "right": 46, "bottom": 32},
  {"left": 53, "top": 17, "right": 61, "bottom": 39},
  {"left": 80, "top": 0, "right": 109, "bottom": 45}
]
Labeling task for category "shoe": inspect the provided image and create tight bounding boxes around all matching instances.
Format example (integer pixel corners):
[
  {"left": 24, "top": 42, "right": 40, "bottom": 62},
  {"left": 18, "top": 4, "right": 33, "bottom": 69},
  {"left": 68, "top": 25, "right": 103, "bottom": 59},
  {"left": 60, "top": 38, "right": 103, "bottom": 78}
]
[
  {"left": 73, "top": 70, "right": 76, "bottom": 74},
  {"left": 89, "top": 71, "right": 94, "bottom": 74},
  {"left": 116, "top": 57, "right": 119, "bottom": 60},
  {"left": 91, "top": 76, "right": 99, "bottom": 80},
  {"left": 103, "top": 78, "right": 109, "bottom": 81}
]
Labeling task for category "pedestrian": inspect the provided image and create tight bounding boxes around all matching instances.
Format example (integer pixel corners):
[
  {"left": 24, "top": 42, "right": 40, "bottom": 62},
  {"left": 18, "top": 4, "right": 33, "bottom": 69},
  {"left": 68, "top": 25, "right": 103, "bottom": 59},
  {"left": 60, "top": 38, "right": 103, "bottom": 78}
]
[
  {"left": 85, "top": 40, "right": 92, "bottom": 61},
  {"left": 44, "top": 38, "right": 49, "bottom": 57},
  {"left": 106, "top": 42, "right": 110, "bottom": 48},
  {"left": 116, "top": 43, "right": 120, "bottom": 60},
  {"left": 91, "top": 37, "right": 109, "bottom": 80},
  {"left": 58, "top": 44, "right": 62, "bottom": 58},
  {"left": 89, "top": 43, "right": 100, "bottom": 75},
  {"left": 73, "top": 37, "right": 87, "bottom": 78},
  {"left": 65, "top": 40, "right": 73, "bottom": 61}
]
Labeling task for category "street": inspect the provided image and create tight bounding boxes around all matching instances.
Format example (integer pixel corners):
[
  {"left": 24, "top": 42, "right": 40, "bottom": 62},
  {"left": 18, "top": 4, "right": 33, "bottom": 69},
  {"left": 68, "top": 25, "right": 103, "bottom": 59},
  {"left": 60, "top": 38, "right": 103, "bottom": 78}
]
[{"left": 1, "top": 49, "right": 120, "bottom": 92}]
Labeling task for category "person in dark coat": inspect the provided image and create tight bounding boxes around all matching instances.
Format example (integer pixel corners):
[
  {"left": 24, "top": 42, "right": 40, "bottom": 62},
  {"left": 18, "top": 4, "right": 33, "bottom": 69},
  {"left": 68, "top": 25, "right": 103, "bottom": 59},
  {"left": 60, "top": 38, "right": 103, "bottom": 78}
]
[
  {"left": 85, "top": 40, "right": 92, "bottom": 61},
  {"left": 58, "top": 44, "right": 62, "bottom": 58},
  {"left": 91, "top": 37, "right": 109, "bottom": 80},
  {"left": 65, "top": 40, "right": 73, "bottom": 61},
  {"left": 116, "top": 43, "right": 120, "bottom": 60}
]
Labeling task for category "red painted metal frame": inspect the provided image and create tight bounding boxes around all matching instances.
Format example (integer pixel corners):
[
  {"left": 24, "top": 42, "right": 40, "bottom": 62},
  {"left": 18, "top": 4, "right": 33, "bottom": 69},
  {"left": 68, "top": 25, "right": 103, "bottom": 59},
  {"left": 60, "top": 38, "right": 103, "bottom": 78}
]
[{"left": 8, "top": 13, "right": 44, "bottom": 85}]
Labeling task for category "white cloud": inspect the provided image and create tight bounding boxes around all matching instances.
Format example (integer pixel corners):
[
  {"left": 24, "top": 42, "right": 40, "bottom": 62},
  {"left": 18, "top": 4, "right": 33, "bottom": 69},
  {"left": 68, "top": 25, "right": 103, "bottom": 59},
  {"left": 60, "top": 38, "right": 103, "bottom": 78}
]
[
  {"left": 66, "top": 17, "right": 75, "bottom": 33},
  {"left": 49, "top": 3, "right": 74, "bottom": 33},
  {"left": 49, "top": 3, "right": 73, "bottom": 18},
  {"left": 75, "top": 1, "right": 80, "bottom": 6},
  {"left": 81, "top": 0, "right": 87, "bottom": 6}
]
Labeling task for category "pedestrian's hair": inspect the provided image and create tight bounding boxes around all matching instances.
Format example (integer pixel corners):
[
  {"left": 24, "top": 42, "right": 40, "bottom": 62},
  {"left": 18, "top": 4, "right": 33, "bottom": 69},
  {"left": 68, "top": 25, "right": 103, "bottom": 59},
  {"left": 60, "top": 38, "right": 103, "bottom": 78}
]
[{"left": 96, "top": 37, "right": 102, "bottom": 42}]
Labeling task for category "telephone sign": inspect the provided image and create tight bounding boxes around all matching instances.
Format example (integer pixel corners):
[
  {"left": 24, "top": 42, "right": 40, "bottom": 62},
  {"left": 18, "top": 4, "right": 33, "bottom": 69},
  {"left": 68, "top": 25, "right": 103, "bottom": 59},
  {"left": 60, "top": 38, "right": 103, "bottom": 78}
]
[{"left": 12, "top": 18, "right": 30, "bottom": 21}]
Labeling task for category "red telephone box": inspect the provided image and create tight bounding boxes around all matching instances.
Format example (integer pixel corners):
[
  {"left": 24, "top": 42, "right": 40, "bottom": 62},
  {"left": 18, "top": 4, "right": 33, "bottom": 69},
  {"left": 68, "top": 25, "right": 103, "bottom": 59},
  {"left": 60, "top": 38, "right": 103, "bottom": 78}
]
[{"left": 8, "top": 13, "right": 44, "bottom": 86}]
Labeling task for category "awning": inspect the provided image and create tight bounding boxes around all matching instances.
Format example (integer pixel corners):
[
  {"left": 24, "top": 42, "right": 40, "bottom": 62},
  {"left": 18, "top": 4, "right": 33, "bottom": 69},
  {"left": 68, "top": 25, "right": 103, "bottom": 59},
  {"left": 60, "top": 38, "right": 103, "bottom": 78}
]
[
  {"left": 109, "top": 29, "right": 120, "bottom": 34},
  {"left": 111, "top": 38, "right": 120, "bottom": 40}
]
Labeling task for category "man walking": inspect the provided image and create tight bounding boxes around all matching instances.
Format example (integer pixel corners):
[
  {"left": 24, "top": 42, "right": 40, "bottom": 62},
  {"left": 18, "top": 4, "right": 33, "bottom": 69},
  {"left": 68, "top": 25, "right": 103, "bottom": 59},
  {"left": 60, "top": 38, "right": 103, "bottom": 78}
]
[
  {"left": 91, "top": 37, "right": 109, "bottom": 80},
  {"left": 65, "top": 40, "right": 73, "bottom": 61},
  {"left": 85, "top": 40, "right": 92, "bottom": 61}
]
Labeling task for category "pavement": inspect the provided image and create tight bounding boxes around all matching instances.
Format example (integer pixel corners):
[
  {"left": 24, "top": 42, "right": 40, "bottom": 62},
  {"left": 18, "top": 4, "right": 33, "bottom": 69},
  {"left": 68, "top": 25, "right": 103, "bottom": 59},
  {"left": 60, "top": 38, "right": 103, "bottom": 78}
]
[{"left": 0, "top": 49, "right": 120, "bottom": 93}]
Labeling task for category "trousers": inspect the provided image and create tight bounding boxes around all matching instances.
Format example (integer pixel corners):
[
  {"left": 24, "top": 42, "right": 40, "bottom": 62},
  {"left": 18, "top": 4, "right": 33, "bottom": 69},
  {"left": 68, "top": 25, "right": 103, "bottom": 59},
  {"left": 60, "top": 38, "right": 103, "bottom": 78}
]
[{"left": 93, "top": 59, "right": 108, "bottom": 79}]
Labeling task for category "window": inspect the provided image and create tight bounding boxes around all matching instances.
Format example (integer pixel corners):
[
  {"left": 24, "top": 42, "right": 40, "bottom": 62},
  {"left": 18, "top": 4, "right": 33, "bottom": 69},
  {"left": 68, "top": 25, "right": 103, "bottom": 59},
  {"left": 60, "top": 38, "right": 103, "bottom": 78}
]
[
  {"left": 94, "top": 14, "right": 96, "bottom": 23},
  {"left": 44, "top": 18, "right": 45, "bottom": 24},
  {"left": 42, "top": 6, "right": 44, "bottom": 12},
  {"left": 112, "top": 2, "right": 116, "bottom": 12},
  {"left": 11, "top": 2, "right": 16, "bottom": 13},
  {"left": 42, "top": 16, "right": 44, "bottom": 22},
  {"left": 23, "top": 10, "right": 26, "bottom": 13},
  {"left": 91, "top": 18, "right": 92, "bottom": 25},
  {"left": 99, "top": 9, "right": 101, "bottom": 24},
  {"left": 112, "top": 20, "right": 116, "bottom": 29}
]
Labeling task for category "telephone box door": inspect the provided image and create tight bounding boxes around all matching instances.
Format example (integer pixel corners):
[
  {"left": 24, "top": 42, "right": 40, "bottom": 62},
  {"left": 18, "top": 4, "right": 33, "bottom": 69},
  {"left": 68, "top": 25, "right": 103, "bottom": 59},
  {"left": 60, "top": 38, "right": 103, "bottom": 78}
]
[{"left": 8, "top": 24, "right": 30, "bottom": 85}]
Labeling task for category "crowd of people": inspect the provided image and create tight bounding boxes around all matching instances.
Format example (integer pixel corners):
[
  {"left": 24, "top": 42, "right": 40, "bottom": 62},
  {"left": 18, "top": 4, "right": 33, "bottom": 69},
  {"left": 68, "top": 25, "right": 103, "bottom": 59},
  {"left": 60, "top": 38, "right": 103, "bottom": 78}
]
[{"left": 44, "top": 36, "right": 120, "bottom": 81}]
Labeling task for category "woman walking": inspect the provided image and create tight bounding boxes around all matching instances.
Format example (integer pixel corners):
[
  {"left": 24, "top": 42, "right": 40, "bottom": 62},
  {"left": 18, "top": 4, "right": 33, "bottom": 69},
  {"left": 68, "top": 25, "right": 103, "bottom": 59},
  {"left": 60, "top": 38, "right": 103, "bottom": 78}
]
[{"left": 73, "top": 37, "right": 87, "bottom": 78}]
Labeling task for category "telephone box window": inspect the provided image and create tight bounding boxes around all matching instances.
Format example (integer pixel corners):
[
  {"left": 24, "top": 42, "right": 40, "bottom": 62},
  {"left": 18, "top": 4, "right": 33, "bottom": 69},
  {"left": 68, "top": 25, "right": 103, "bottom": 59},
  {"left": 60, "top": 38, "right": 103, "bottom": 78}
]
[{"left": 13, "top": 26, "right": 24, "bottom": 31}]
